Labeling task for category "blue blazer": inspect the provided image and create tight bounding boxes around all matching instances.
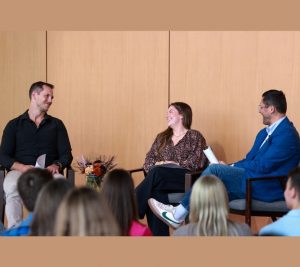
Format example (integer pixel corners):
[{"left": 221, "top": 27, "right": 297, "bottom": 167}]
[{"left": 234, "top": 117, "right": 300, "bottom": 202}]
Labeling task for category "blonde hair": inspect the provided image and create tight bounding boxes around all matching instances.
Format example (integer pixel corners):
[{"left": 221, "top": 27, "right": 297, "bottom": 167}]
[
  {"left": 189, "top": 175, "right": 233, "bottom": 236},
  {"left": 54, "top": 187, "right": 120, "bottom": 236}
]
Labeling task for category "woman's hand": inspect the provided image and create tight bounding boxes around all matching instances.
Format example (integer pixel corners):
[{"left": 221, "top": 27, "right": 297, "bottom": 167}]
[{"left": 164, "top": 161, "right": 179, "bottom": 165}]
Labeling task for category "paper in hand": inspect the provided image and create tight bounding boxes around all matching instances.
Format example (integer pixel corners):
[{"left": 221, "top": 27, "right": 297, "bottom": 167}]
[
  {"left": 203, "top": 146, "right": 219, "bottom": 164},
  {"left": 35, "top": 154, "right": 46, "bottom": 168}
]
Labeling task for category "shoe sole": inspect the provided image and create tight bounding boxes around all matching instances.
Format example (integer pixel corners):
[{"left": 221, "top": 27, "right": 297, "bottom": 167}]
[{"left": 147, "top": 199, "right": 180, "bottom": 229}]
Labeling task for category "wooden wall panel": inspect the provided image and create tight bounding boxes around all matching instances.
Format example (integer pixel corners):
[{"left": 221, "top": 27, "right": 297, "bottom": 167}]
[
  {"left": 47, "top": 31, "right": 169, "bottom": 186},
  {"left": 170, "top": 31, "right": 300, "bottom": 163},
  {"left": 0, "top": 31, "right": 46, "bottom": 134}
]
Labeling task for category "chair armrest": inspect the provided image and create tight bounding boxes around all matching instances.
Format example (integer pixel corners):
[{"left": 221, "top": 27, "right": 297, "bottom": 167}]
[
  {"left": 128, "top": 167, "right": 146, "bottom": 178},
  {"left": 245, "top": 175, "right": 287, "bottom": 221},
  {"left": 246, "top": 175, "right": 287, "bottom": 196},
  {"left": 185, "top": 170, "right": 203, "bottom": 192},
  {"left": 128, "top": 167, "right": 144, "bottom": 173}
]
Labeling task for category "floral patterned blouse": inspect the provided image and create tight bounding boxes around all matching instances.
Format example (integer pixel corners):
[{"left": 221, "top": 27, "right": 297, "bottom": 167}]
[{"left": 143, "top": 129, "right": 207, "bottom": 173}]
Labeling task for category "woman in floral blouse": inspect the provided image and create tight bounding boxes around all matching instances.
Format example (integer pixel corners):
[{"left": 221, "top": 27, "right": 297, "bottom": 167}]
[{"left": 135, "top": 102, "right": 207, "bottom": 236}]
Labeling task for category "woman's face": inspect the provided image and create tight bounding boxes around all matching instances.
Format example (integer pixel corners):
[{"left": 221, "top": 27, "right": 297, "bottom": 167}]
[{"left": 166, "top": 105, "right": 183, "bottom": 128}]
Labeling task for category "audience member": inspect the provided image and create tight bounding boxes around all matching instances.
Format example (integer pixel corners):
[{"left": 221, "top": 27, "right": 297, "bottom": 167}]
[
  {"left": 31, "top": 179, "right": 72, "bottom": 236},
  {"left": 102, "top": 169, "right": 152, "bottom": 236},
  {"left": 1, "top": 168, "right": 53, "bottom": 236},
  {"left": 54, "top": 187, "right": 120, "bottom": 236},
  {"left": 0, "top": 81, "right": 73, "bottom": 228},
  {"left": 259, "top": 167, "right": 300, "bottom": 236},
  {"left": 172, "top": 175, "right": 252, "bottom": 236}
]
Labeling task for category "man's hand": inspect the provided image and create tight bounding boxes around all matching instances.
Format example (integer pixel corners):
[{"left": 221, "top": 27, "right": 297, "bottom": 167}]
[
  {"left": 11, "top": 162, "right": 34, "bottom": 173},
  {"left": 47, "top": 164, "right": 60, "bottom": 174},
  {"left": 219, "top": 161, "right": 227, "bottom": 165}
]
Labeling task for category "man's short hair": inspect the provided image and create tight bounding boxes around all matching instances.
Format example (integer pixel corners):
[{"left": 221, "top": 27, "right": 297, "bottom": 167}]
[
  {"left": 17, "top": 168, "right": 53, "bottom": 212},
  {"left": 262, "top": 89, "right": 287, "bottom": 114},
  {"left": 288, "top": 167, "right": 300, "bottom": 198},
  {"left": 29, "top": 81, "right": 54, "bottom": 99}
]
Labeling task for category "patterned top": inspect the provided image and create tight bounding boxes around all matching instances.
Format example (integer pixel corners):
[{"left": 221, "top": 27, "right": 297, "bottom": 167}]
[{"left": 143, "top": 129, "right": 207, "bottom": 173}]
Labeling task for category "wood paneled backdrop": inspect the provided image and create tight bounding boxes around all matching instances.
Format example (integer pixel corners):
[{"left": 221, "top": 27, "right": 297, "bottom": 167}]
[{"left": 1, "top": 31, "right": 300, "bottom": 232}]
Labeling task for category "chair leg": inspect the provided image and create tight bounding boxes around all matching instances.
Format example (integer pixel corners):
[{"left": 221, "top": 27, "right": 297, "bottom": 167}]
[
  {"left": 245, "top": 212, "right": 251, "bottom": 226},
  {"left": 271, "top": 216, "right": 278, "bottom": 222}
]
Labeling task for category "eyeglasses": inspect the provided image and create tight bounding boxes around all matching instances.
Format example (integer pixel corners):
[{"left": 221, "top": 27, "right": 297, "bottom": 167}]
[{"left": 258, "top": 104, "right": 269, "bottom": 110}]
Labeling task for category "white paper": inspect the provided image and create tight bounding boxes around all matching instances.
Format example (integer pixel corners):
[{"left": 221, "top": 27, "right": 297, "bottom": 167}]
[
  {"left": 203, "top": 146, "right": 219, "bottom": 164},
  {"left": 35, "top": 154, "right": 46, "bottom": 168}
]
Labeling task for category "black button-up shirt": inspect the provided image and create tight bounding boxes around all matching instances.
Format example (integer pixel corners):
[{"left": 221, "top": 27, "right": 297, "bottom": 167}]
[{"left": 0, "top": 111, "right": 73, "bottom": 170}]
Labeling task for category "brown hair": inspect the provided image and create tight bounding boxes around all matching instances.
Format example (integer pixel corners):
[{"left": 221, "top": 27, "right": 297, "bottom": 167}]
[
  {"left": 54, "top": 187, "right": 120, "bottom": 236},
  {"left": 157, "top": 102, "right": 193, "bottom": 153},
  {"left": 29, "top": 81, "right": 54, "bottom": 99},
  {"left": 101, "top": 169, "right": 138, "bottom": 235},
  {"left": 288, "top": 167, "right": 300, "bottom": 200},
  {"left": 31, "top": 179, "right": 72, "bottom": 236}
]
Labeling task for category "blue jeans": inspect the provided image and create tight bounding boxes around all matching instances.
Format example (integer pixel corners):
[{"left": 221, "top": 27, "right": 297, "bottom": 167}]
[{"left": 180, "top": 164, "right": 246, "bottom": 210}]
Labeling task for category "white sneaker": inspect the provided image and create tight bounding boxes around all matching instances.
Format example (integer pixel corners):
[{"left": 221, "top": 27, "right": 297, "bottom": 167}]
[{"left": 148, "top": 198, "right": 183, "bottom": 229}]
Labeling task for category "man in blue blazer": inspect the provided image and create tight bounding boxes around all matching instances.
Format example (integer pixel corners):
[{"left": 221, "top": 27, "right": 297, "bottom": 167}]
[{"left": 148, "top": 90, "right": 300, "bottom": 229}]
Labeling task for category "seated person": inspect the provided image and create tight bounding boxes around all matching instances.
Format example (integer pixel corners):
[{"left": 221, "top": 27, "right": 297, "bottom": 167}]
[
  {"left": 54, "top": 187, "right": 120, "bottom": 236},
  {"left": 135, "top": 102, "right": 207, "bottom": 236},
  {"left": 149, "top": 90, "right": 300, "bottom": 228},
  {"left": 259, "top": 166, "right": 300, "bottom": 236},
  {"left": 169, "top": 175, "right": 252, "bottom": 236},
  {"left": 0, "top": 81, "right": 73, "bottom": 228},
  {"left": 1, "top": 168, "right": 53, "bottom": 236},
  {"left": 102, "top": 169, "right": 152, "bottom": 236}
]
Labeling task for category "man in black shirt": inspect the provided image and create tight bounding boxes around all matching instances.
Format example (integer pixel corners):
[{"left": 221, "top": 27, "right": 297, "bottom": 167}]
[{"left": 0, "top": 81, "right": 73, "bottom": 228}]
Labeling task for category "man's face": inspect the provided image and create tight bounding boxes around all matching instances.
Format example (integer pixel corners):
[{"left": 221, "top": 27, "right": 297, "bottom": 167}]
[
  {"left": 32, "top": 86, "right": 54, "bottom": 112},
  {"left": 258, "top": 99, "right": 272, "bottom": 126}
]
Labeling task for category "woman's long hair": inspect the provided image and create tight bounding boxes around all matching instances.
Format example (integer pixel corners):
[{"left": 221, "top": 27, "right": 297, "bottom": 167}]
[
  {"left": 31, "top": 179, "right": 72, "bottom": 236},
  {"left": 101, "top": 169, "right": 138, "bottom": 235},
  {"left": 189, "top": 175, "right": 232, "bottom": 236},
  {"left": 54, "top": 187, "right": 120, "bottom": 236},
  {"left": 157, "top": 102, "right": 193, "bottom": 153}
]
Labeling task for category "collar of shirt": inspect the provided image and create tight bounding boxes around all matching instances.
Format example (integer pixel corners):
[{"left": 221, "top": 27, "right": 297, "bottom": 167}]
[
  {"left": 265, "top": 116, "right": 286, "bottom": 135},
  {"left": 20, "top": 110, "right": 50, "bottom": 122}
]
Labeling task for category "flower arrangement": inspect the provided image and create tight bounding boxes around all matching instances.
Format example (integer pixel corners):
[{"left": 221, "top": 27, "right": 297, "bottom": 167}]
[{"left": 76, "top": 155, "right": 117, "bottom": 191}]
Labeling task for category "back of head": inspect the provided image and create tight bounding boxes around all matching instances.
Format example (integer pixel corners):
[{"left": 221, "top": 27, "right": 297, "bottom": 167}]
[
  {"left": 17, "top": 168, "right": 53, "bottom": 212},
  {"left": 288, "top": 167, "right": 300, "bottom": 201},
  {"left": 29, "top": 81, "right": 54, "bottom": 99},
  {"left": 55, "top": 187, "right": 120, "bottom": 236},
  {"left": 101, "top": 169, "right": 138, "bottom": 235},
  {"left": 262, "top": 89, "right": 287, "bottom": 114},
  {"left": 31, "top": 179, "right": 73, "bottom": 236},
  {"left": 189, "top": 175, "right": 229, "bottom": 236}
]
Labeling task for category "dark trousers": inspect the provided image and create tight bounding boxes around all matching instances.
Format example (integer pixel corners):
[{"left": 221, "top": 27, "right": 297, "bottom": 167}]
[{"left": 135, "top": 165, "right": 188, "bottom": 236}]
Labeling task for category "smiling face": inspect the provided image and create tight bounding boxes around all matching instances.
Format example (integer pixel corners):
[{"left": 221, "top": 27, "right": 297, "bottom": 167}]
[
  {"left": 258, "top": 99, "right": 273, "bottom": 126},
  {"left": 32, "top": 85, "right": 54, "bottom": 113},
  {"left": 166, "top": 105, "right": 183, "bottom": 128}
]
